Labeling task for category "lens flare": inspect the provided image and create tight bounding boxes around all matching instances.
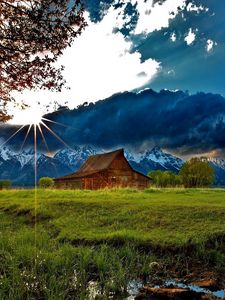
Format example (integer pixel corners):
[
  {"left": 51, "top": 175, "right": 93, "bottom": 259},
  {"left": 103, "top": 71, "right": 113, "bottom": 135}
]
[{"left": 8, "top": 107, "right": 43, "bottom": 126}]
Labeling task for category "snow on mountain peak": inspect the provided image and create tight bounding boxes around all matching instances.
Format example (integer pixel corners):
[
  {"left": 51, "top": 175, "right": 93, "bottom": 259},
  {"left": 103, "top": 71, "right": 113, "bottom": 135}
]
[
  {"left": 0, "top": 145, "right": 43, "bottom": 168},
  {"left": 0, "top": 146, "right": 16, "bottom": 161},
  {"left": 208, "top": 157, "right": 225, "bottom": 171},
  {"left": 1, "top": 143, "right": 225, "bottom": 186},
  {"left": 139, "top": 147, "right": 183, "bottom": 170},
  {"left": 53, "top": 145, "right": 99, "bottom": 169}
]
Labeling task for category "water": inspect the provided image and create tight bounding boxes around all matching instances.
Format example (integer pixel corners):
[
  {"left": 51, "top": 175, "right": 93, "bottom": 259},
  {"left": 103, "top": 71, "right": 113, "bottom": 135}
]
[
  {"left": 164, "top": 280, "right": 225, "bottom": 299},
  {"left": 87, "top": 278, "right": 225, "bottom": 299},
  {"left": 126, "top": 280, "right": 143, "bottom": 299},
  {"left": 126, "top": 279, "right": 225, "bottom": 299}
]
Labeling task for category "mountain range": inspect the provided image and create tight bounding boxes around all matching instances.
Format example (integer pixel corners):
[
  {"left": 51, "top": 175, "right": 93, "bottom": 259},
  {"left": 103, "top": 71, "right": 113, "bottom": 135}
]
[{"left": 0, "top": 145, "right": 225, "bottom": 186}]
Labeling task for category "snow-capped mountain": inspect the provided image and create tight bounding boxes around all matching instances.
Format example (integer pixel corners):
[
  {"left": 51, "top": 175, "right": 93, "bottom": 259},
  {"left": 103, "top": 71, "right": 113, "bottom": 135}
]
[
  {"left": 0, "top": 146, "right": 16, "bottom": 161},
  {"left": 0, "top": 144, "right": 225, "bottom": 186},
  {"left": 141, "top": 147, "right": 183, "bottom": 171},
  {"left": 126, "top": 147, "right": 184, "bottom": 175},
  {"left": 54, "top": 146, "right": 99, "bottom": 170},
  {"left": 208, "top": 158, "right": 225, "bottom": 186},
  {"left": 0, "top": 146, "right": 22, "bottom": 180},
  {"left": 0, "top": 145, "right": 101, "bottom": 186},
  {"left": 0, "top": 146, "right": 70, "bottom": 186},
  {"left": 0, "top": 147, "right": 39, "bottom": 168}
]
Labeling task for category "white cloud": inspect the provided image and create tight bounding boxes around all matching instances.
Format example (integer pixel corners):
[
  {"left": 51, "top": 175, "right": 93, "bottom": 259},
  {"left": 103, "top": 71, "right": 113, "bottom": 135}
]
[
  {"left": 184, "top": 28, "right": 196, "bottom": 45},
  {"left": 134, "top": 0, "right": 186, "bottom": 34},
  {"left": 170, "top": 32, "right": 176, "bottom": 42},
  {"left": 167, "top": 69, "right": 175, "bottom": 76},
  {"left": 9, "top": 10, "right": 160, "bottom": 124},
  {"left": 186, "top": 3, "right": 208, "bottom": 13},
  {"left": 8, "top": 0, "right": 205, "bottom": 125},
  {"left": 59, "top": 11, "right": 160, "bottom": 107},
  {"left": 206, "top": 39, "right": 217, "bottom": 52}
]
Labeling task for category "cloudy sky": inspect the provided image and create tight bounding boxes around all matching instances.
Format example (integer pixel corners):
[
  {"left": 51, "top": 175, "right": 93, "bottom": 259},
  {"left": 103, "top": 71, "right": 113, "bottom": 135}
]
[
  {"left": 8, "top": 0, "right": 225, "bottom": 124},
  {"left": 1, "top": 0, "right": 225, "bottom": 158}
]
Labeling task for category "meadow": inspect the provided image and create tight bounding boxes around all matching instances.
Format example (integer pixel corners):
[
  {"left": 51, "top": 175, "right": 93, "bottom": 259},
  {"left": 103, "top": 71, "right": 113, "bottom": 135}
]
[{"left": 0, "top": 188, "right": 225, "bottom": 299}]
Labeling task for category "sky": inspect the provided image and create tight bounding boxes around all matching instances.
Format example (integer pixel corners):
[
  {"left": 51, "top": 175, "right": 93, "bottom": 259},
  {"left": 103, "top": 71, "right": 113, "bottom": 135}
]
[
  {"left": 1, "top": 0, "right": 225, "bottom": 158},
  {"left": 7, "top": 0, "right": 225, "bottom": 125}
]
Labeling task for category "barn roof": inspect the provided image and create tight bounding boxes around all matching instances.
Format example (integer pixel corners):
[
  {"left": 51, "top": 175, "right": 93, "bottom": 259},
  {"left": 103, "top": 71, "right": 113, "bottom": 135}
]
[{"left": 54, "top": 149, "right": 124, "bottom": 180}]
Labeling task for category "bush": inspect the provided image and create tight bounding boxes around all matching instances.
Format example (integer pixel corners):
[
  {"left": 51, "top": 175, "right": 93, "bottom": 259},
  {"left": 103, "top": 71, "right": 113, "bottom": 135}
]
[
  {"left": 0, "top": 180, "right": 12, "bottom": 189},
  {"left": 148, "top": 170, "right": 182, "bottom": 187},
  {"left": 38, "top": 177, "right": 54, "bottom": 188}
]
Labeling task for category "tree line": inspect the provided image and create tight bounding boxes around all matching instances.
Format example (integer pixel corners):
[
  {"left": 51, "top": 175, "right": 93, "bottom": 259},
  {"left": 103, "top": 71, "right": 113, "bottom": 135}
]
[{"left": 148, "top": 157, "right": 214, "bottom": 188}]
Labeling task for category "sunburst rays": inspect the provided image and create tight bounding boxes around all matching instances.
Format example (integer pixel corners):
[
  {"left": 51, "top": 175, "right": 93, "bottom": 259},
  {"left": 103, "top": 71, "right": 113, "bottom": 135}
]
[
  {"left": 19, "top": 124, "right": 32, "bottom": 152},
  {"left": 1, "top": 118, "right": 73, "bottom": 157},
  {"left": 40, "top": 120, "right": 73, "bottom": 150},
  {"left": 1, "top": 116, "right": 75, "bottom": 266},
  {"left": 42, "top": 117, "right": 81, "bottom": 132},
  {"left": 0, "top": 125, "right": 25, "bottom": 148},
  {"left": 34, "top": 123, "right": 38, "bottom": 262}
]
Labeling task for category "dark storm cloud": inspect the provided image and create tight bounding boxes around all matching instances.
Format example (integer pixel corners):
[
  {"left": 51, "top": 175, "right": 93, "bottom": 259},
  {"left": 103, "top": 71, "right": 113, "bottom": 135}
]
[
  {"left": 44, "top": 90, "right": 225, "bottom": 155},
  {"left": 2, "top": 89, "right": 225, "bottom": 156}
]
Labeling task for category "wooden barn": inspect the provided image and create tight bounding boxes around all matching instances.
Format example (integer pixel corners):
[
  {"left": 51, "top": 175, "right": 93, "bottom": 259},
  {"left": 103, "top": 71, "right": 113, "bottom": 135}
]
[{"left": 54, "top": 149, "right": 151, "bottom": 189}]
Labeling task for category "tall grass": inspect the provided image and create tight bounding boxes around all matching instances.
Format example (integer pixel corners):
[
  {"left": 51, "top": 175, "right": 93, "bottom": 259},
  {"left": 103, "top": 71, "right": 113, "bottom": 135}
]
[{"left": 0, "top": 189, "right": 225, "bottom": 299}]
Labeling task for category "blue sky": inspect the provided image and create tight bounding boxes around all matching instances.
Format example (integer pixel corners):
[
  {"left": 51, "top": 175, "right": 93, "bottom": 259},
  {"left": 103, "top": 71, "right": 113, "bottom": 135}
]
[{"left": 85, "top": 0, "right": 225, "bottom": 95}]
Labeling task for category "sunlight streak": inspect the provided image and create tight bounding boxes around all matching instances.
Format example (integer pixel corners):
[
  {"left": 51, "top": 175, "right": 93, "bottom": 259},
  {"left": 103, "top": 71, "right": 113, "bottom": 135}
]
[
  {"left": 37, "top": 124, "right": 50, "bottom": 154},
  {"left": 34, "top": 125, "right": 37, "bottom": 187},
  {"left": 42, "top": 117, "right": 81, "bottom": 132},
  {"left": 0, "top": 125, "right": 25, "bottom": 148},
  {"left": 19, "top": 124, "right": 32, "bottom": 152},
  {"left": 37, "top": 124, "right": 60, "bottom": 177},
  {"left": 34, "top": 124, "right": 38, "bottom": 265},
  {"left": 40, "top": 121, "right": 73, "bottom": 150}
]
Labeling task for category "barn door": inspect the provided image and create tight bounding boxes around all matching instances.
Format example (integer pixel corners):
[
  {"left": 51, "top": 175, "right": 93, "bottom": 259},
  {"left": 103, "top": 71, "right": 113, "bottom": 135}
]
[{"left": 85, "top": 178, "right": 94, "bottom": 189}]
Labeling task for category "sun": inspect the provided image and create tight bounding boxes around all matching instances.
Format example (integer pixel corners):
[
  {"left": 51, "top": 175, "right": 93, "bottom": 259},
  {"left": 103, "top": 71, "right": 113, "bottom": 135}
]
[{"left": 8, "top": 106, "right": 43, "bottom": 126}]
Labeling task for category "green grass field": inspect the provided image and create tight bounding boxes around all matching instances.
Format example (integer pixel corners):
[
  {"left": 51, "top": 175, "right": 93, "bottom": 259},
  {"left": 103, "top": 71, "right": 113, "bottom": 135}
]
[{"left": 1, "top": 188, "right": 225, "bottom": 299}]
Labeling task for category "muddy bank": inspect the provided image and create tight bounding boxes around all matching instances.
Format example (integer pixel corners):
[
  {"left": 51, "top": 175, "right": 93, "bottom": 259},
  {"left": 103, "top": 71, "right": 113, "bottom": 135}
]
[
  {"left": 133, "top": 273, "right": 225, "bottom": 300},
  {"left": 135, "top": 283, "right": 225, "bottom": 300},
  {"left": 136, "top": 286, "right": 205, "bottom": 300}
]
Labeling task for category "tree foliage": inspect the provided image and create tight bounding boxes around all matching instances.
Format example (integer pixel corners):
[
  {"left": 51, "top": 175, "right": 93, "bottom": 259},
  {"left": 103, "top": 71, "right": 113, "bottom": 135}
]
[
  {"left": 0, "top": 0, "right": 86, "bottom": 121},
  {"left": 179, "top": 157, "right": 214, "bottom": 188},
  {"left": 148, "top": 170, "right": 182, "bottom": 187},
  {"left": 0, "top": 179, "right": 12, "bottom": 189},
  {"left": 38, "top": 177, "right": 54, "bottom": 188}
]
